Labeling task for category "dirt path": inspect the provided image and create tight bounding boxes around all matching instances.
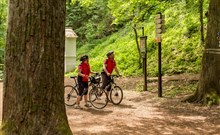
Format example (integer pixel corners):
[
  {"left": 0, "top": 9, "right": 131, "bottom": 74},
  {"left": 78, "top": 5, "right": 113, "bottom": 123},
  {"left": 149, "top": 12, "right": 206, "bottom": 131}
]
[
  {"left": 66, "top": 90, "right": 163, "bottom": 135},
  {"left": 65, "top": 76, "right": 220, "bottom": 135},
  {"left": 66, "top": 89, "right": 220, "bottom": 135},
  {"left": 1, "top": 75, "right": 220, "bottom": 134}
]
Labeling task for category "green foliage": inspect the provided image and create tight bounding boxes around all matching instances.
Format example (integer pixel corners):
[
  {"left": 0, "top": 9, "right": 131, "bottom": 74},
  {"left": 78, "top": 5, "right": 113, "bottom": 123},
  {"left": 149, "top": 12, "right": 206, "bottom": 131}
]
[
  {"left": 0, "top": 0, "right": 209, "bottom": 77},
  {"left": 68, "top": 0, "right": 209, "bottom": 77},
  {"left": 163, "top": 81, "right": 197, "bottom": 97},
  {"left": 66, "top": 0, "right": 115, "bottom": 45},
  {"left": 0, "top": 0, "right": 7, "bottom": 49},
  {"left": 108, "top": 0, "right": 169, "bottom": 25},
  {"left": 73, "top": 28, "right": 143, "bottom": 76},
  {"left": 0, "top": 0, "right": 7, "bottom": 79},
  {"left": 205, "top": 91, "right": 220, "bottom": 106},
  {"left": 0, "top": 48, "right": 4, "bottom": 64}
]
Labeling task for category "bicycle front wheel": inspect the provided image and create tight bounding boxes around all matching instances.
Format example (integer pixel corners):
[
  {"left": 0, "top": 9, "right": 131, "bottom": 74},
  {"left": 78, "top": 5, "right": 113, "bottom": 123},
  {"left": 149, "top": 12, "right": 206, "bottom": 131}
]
[
  {"left": 110, "top": 86, "right": 123, "bottom": 105},
  {"left": 64, "top": 85, "right": 78, "bottom": 106},
  {"left": 89, "top": 87, "right": 108, "bottom": 109}
]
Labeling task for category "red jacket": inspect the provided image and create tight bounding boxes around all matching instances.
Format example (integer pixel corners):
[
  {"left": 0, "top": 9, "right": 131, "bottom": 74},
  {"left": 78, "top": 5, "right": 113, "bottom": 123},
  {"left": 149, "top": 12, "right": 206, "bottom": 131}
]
[
  {"left": 104, "top": 58, "right": 116, "bottom": 74},
  {"left": 78, "top": 62, "right": 90, "bottom": 82}
]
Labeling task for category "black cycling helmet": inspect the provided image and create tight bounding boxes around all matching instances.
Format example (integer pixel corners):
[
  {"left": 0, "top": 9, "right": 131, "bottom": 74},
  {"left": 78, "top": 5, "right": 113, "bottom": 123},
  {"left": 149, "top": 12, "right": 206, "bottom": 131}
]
[
  {"left": 106, "top": 50, "right": 114, "bottom": 57},
  {"left": 80, "top": 54, "right": 89, "bottom": 61}
]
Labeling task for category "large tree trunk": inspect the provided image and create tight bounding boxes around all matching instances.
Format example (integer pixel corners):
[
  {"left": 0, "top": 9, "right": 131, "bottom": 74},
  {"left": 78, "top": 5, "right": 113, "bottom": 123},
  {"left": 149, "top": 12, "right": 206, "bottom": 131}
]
[
  {"left": 185, "top": 0, "right": 220, "bottom": 104},
  {"left": 2, "top": 0, "right": 72, "bottom": 134}
]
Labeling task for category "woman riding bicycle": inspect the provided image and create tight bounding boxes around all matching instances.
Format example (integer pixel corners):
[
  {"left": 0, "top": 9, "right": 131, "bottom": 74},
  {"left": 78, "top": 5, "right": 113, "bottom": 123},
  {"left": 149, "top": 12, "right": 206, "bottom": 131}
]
[
  {"left": 75, "top": 54, "right": 96, "bottom": 109},
  {"left": 101, "top": 51, "right": 120, "bottom": 99}
]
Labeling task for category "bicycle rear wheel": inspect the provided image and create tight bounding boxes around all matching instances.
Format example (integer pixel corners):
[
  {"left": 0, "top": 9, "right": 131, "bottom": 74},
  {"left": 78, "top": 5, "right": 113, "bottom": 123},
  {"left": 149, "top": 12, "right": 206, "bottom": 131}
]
[
  {"left": 89, "top": 87, "right": 108, "bottom": 109},
  {"left": 110, "top": 86, "right": 123, "bottom": 105},
  {"left": 64, "top": 85, "right": 78, "bottom": 106}
]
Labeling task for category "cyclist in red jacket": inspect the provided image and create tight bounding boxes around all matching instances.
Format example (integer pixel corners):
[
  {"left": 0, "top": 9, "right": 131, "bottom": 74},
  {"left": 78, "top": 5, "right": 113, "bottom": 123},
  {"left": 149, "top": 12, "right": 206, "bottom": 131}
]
[
  {"left": 75, "top": 54, "right": 96, "bottom": 109},
  {"left": 101, "top": 51, "right": 120, "bottom": 100}
]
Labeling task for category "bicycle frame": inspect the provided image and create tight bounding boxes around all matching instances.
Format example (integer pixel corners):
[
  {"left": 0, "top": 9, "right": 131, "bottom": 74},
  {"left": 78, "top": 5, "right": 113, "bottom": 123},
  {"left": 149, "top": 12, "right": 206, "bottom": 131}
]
[
  {"left": 70, "top": 76, "right": 79, "bottom": 90},
  {"left": 105, "top": 75, "right": 118, "bottom": 91},
  {"left": 65, "top": 74, "right": 104, "bottom": 107},
  {"left": 77, "top": 75, "right": 101, "bottom": 96}
]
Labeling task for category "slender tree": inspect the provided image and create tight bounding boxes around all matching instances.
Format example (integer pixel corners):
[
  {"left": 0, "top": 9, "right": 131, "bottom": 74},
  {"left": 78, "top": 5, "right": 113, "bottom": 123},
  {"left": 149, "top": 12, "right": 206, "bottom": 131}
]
[
  {"left": 2, "top": 0, "right": 72, "bottom": 134},
  {"left": 186, "top": 0, "right": 220, "bottom": 104},
  {"left": 133, "top": 25, "right": 142, "bottom": 68},
  {"left": 199, "top": 0, "right": 205, "bottom": 46}
]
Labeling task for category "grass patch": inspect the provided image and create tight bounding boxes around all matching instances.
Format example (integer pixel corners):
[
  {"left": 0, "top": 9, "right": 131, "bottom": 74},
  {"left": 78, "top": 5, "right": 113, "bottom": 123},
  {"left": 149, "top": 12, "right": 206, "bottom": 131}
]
[
  {"left": 162, "top": 81, "right": 197, "bottom": 98},
  {"left": 146, "top": 80, "right": 198, "bottom": 98}
]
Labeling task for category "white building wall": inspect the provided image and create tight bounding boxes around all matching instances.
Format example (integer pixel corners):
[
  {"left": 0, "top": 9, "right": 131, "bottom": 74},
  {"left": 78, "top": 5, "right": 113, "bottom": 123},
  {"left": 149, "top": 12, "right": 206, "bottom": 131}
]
[{"left": 65, "top": 28, "right": 77, "bottom": 73}]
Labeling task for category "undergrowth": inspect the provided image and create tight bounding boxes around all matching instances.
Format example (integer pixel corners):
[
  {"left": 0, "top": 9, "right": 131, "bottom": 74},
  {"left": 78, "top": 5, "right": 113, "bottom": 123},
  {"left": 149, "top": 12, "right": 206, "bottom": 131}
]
[{"left": 67, "top": 0, "right": 209, "bottom": 77}]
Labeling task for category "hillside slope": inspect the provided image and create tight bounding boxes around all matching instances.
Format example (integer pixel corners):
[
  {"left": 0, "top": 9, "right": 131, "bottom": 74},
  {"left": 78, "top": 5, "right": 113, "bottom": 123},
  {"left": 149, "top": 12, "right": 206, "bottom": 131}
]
[{"left": 71, "top": 0, "right": 209, "bottom": 77}]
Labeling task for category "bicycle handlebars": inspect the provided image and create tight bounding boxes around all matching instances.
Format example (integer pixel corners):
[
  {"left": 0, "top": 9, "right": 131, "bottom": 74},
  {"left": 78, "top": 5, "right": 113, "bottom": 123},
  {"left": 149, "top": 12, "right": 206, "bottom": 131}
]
[
  {"left": 69, "top": 74, "right": 122, "bottom": 80},
  {"left": 111, "top": 74, "right": 122, "bottom": 78},
  {"left": 70, "top": 76, "right": 77, "bottom": 79}
]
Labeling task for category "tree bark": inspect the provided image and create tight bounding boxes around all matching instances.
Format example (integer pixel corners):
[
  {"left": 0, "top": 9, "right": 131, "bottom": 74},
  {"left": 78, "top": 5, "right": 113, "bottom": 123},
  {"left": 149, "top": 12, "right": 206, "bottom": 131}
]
[
  {"left": 132, "top": 25, "right": 142, "bottom": 68},
  {"left": 185, "top": 0, "right": 220, "bottom": 104},
  {"left": 2, "top": 0, "right": 72, "bottom": 134},
  {"left": 199, "top": 0, "right": 205, "bottom": 46}
]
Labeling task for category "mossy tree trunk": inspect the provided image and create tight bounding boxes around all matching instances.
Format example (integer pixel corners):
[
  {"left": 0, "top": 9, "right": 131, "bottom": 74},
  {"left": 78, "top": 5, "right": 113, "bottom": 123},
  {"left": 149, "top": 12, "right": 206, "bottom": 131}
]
[
  {"left": 2, "top": 0, "right": 72, "bottom": 134},
  {"left": 186, "top": 0, "right": 220, "bottom": 104}
]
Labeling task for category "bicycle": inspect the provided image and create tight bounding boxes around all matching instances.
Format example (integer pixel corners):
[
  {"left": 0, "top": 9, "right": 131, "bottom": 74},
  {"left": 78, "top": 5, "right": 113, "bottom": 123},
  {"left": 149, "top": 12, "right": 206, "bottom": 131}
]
[
  {"left": 88, "top": 75, "right": 108, "bottom": 109},
  {"left": 101, "top": 74, "right": 123, "bottom": 105},
  {"left": 64, "top": 74, "right": 108, "bottom": 109},
  {"left": 64, "top": 76, "right": 78, "bottom": 106}
]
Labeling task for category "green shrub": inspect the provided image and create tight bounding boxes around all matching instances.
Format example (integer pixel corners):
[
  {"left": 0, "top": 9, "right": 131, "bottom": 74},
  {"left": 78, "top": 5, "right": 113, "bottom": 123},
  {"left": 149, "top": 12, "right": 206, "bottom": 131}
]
[{"left": 66, "top": 0, "right": 209, "bottom": 77}]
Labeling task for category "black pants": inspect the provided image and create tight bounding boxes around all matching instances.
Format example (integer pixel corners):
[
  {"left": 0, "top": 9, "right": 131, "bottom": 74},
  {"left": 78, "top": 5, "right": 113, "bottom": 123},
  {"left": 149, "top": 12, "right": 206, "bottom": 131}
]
[
  {"left": 78, "top": 81, "right": 88, "bottom": 96},
  {"left": 101, "top": 72, "right": 111, "bottom": 91}
]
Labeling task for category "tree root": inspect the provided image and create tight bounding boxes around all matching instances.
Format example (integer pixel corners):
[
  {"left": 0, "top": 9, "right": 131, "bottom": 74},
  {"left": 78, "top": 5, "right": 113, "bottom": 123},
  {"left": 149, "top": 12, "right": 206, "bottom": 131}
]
[{"left": 182, "top": 93, "right": 204, "bottom": 104}]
